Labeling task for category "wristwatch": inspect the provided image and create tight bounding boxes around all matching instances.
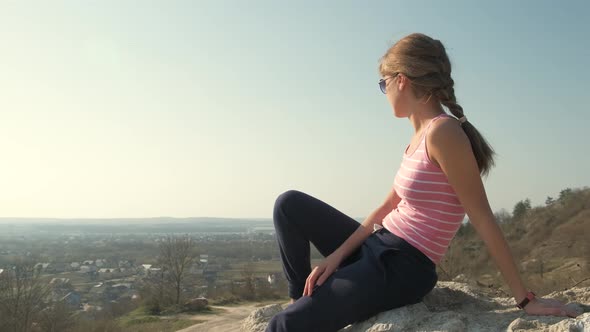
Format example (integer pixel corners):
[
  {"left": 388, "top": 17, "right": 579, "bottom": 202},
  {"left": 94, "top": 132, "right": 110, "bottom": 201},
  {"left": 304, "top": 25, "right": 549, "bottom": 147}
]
[{"left": 516, "top": 291, "right": 536, "bottom": 309}]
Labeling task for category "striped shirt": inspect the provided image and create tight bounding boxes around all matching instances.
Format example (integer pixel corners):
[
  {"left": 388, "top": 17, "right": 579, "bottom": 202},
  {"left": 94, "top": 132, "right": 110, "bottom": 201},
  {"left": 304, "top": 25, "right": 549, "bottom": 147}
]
[{"left": 382, "top": 113, "right": 465, "bottom": 265}]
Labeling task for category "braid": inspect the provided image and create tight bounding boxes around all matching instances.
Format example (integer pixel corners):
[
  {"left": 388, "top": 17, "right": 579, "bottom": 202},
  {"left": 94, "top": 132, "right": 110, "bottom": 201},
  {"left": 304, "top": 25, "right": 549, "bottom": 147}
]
[
  {"left": 433, "top": 39, "right": 451, "bottom": 75},
  {"left": 379, "top": 33, "right": 495, "bottom": 176},
  {"left": 434, "top": 79, "right": 466, "bottom": 123}
]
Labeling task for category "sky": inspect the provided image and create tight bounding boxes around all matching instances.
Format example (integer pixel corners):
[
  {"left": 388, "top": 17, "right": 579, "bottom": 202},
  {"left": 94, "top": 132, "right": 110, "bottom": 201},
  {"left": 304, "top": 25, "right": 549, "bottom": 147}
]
[{"left": 0, "top": 1, "right": 588, "bottom": 219}]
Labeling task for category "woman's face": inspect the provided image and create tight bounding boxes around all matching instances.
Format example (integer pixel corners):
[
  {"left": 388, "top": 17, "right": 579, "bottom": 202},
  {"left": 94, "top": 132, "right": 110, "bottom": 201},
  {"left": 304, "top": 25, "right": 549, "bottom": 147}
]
[{"left": 383, "top": 74, "right": 410, "bottom": 118}]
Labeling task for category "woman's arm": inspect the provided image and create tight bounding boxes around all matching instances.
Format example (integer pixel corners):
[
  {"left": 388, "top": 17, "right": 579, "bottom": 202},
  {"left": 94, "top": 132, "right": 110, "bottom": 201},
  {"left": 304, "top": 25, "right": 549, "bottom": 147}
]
[
  {"left": 303, "top": 188, "right": 400, "bottom": 296},
  {"left": 428, "top": 118, "right": 579, "bottom": 317},
  {"left": 333, "top": 189, "right": 400, "bottom": 261}
]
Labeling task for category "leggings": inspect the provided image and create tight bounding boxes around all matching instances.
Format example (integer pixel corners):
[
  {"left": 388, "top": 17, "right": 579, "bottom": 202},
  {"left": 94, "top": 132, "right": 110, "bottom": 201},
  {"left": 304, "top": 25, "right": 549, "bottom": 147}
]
[{"left": 266, "top": 190, "right": 438, "bottom": 332}]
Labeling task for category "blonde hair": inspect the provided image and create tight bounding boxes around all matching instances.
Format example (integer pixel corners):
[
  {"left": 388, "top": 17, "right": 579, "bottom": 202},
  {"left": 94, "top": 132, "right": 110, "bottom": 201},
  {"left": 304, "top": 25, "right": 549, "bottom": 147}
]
[{"left": 380, "top": 33, "right": 495, "bottom": 176}]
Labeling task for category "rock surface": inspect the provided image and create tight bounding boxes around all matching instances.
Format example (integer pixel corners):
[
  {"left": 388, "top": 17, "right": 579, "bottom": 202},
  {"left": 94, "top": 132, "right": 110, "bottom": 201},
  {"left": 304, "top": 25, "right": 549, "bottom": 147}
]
[
  {"left": 184, "top": 297, "right": 209, "bottom": 311},
  {"left": 241, "top": 282, "right": 590, "bottom": 331}
]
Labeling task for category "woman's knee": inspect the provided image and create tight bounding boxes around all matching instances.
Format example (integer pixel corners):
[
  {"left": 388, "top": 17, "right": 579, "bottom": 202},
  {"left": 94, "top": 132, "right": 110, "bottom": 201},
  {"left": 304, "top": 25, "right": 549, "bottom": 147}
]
[
  {"left": 273, "top": 190, "right": 304, "bottom": 220},
  {"left": 266, "top": 311, "right": 292, "bottom": 332}
]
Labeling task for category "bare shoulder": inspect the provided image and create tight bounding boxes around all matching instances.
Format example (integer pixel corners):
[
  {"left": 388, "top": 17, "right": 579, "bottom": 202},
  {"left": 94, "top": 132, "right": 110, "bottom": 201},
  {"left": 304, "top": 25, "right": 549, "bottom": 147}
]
[{"left": 427, "top": 117, "right": 471, "bottom": 166}]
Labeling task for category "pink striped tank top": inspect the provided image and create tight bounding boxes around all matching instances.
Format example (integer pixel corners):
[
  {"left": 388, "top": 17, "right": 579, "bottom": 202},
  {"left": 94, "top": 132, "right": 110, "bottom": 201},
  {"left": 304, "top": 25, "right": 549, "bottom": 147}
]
[{"left": 382, "top": 113, "right": 465, "bottom": 265}]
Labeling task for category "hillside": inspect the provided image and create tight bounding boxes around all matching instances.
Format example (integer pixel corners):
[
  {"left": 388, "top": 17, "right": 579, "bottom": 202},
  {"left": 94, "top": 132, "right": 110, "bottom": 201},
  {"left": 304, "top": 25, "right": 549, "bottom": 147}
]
[{"left": 438, "top": 187, "right": 590, "bottom": 295}]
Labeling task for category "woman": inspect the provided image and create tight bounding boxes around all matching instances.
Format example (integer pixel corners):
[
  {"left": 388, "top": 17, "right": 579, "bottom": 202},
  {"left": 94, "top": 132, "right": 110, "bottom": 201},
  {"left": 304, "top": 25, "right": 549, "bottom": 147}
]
[{"left": 266, "top": 33, "right": 579, "bottom": 332}]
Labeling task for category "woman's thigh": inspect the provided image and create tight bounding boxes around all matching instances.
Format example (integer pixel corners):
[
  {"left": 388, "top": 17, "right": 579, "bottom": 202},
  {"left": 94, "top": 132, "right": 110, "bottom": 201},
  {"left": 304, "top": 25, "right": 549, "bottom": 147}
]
[
  {"left": 266, "top": 246, "right": 399, "bottom": 332},
  {"left": 273, "top": 190, "right": 361, "bottom": 256}
]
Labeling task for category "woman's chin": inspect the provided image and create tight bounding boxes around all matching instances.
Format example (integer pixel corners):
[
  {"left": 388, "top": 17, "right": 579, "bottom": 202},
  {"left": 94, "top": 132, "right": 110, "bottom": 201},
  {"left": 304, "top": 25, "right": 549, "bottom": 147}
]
[{"left": 392, "top": 111, "right": 406, "bottom": 119}]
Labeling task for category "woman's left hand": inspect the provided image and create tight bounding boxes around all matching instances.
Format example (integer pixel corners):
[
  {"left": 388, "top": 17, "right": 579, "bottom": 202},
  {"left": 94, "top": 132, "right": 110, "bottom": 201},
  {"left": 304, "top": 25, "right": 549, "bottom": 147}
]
[{"left": 524, "top": 296, "right": 581, "bottom": 318}]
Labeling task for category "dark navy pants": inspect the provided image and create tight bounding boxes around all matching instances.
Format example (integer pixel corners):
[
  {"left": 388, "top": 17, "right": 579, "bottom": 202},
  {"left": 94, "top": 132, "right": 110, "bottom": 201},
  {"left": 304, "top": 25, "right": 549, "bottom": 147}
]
[{"left": 266, "top": 190, "right": 438, "bottom": 332}]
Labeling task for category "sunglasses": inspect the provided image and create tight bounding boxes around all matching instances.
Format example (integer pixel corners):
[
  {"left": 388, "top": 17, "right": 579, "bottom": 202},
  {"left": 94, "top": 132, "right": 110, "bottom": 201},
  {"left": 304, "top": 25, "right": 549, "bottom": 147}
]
[{"left": 378, "top": 73, "right": 399, "bottom": 94}]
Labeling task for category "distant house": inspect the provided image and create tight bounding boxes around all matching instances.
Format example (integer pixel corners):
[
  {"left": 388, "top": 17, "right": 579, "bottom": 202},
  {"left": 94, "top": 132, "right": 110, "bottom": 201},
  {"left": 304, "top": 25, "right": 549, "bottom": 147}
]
[
  {"left": 138, "top": 264, "right": 153, "bottom": 276},
  {"left": 118, "top": 260, "right": 133, "bottom": 268},
  {"left": 83, "top": 260, "right": 94, "bottom": 266},
  {"left": 46, "top": 262, "right": 68, "bottom": 274},
  {"left": 50, "top": 278, "right": 71, "bottom": 287},
  {"left": 98, "top": 268, "right": 112, "bottom": 274},
  {"left": 70, "top": 262, "right": 81, "bottom": 270},
  {"left": 117, "top": 267, "right": 131, "bottom": 274},
  {"left": 147, "top": 267, "right": 161, "bottom": 276},
  {"left": 61, "top": 291, "right": 82, "bottom": 308},
  {"left": 95, "top": 259, "right": 107, "bottom": 267},
  {"left": 0, "top": 268, "right": 4, "bottom": 275},
  {"left": 34, "top": 263, "right": 50, "bottom": 271},
  {"left": 199, "top": 254, "right": 209, "bottom": 264},
  {"left": 80, "top": 265, "right": 98, "bottom": 273},
  {"left": 112, "top": 283, "right": 132, "bottom": 290}
]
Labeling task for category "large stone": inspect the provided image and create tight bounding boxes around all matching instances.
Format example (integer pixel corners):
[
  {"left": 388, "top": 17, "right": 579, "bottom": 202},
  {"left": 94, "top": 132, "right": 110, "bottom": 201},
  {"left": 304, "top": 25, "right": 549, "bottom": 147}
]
[
  {"left": 184, "top": 297, "right": 209, "bottom": 311},
  {"left": 240, "top": 282, "right": 589, "bottom": 331},
  {"left": 241, "top": 303, "right": 283, "bottom": 332}
]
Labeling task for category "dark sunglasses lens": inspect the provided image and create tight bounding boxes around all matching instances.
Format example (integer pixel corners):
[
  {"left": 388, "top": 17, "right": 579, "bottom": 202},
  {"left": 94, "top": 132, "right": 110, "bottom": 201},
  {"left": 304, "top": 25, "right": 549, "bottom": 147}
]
[{"left": 379, "top": 80, "right": 386, "bottom": 93}]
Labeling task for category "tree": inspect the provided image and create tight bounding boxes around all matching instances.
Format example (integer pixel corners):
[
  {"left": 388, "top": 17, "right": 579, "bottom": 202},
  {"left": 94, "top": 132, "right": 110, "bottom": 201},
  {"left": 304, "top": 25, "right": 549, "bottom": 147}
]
[
  {"left": 240, "top": 261, "right": 257, "bottom": 301},
  {"left": 558, "top": 188, "right": 573, "bottom": 201},
  {"left": 545, "top": 196, "right": 554, "bottom": 205},
  {"left": 37, "top": 301, "right": 76, "bottom": 332},
  {"left": 512, "top": 198, "right": 531, "bottom": 221},
  {"left": 0, "top": 259, "right": 51, "bottom": 332},
  {"left": 158, "top": 235, "right": 196, "bottom": 306},
  {"left": 493, "top": 209, "right": 512, "bottom": 224}
]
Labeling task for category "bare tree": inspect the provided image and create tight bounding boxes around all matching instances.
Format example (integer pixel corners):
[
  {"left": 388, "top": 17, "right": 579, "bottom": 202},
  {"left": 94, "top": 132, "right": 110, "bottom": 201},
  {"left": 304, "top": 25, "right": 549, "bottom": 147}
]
[
  {"left": 0, "top": 259, "right": 51, "bottom": 332},
  {"left": 37, "top": 300, "right": 76, "bottom": 332},
  {"left": 240, "top": 261, "right": 256, "bottom": 301},
  {"left": 158, "top": 235, "right": 196, "bottom": 305}
]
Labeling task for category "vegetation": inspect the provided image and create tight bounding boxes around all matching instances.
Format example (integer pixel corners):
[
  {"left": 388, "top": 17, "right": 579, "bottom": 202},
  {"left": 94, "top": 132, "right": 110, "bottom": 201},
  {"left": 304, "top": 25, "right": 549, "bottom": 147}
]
[{"left": 439, "top": 186, "right": 590, "bottom": 296}]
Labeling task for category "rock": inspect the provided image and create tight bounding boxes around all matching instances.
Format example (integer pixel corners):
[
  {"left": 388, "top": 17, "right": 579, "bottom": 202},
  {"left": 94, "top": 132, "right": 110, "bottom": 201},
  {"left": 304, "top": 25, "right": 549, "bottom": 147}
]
[
  {"left": 184, "top": 297, "right": 208, "bottom": 311},
  {"left": 507, "top": 313, "right": 590, "bottom": 331},
  {"left": 453, "top": 273, "right": 469, "bottom": 283},
  {"left": 241, "top": 282, "right": 590, "bottom": 331},
  {"left": 241, "top": 303, "right": 283, "bottom": 332}
]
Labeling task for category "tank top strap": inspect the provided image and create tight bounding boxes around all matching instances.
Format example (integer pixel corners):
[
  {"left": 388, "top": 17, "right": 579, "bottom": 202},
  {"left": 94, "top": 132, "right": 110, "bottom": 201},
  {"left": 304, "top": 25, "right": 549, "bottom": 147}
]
[
  {"left": 407, "top": 113, "right": 450, "bottom": 155},
  {"left": 421, "top": 113, "right": 450, "bottom": 141}
]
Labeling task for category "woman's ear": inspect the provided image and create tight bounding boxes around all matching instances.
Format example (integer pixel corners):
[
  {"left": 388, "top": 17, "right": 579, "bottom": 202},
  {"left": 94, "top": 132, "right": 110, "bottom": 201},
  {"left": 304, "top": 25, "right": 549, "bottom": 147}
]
[{"left": 397, "top": 74, "right": 405, "bottom": 90}]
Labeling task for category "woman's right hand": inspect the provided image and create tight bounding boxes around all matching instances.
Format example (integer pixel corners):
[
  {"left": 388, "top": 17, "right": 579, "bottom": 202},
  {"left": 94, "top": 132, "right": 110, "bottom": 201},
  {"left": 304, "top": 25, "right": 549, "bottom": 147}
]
[{"left": 303, "top": 253, "right": 344, "bottom": 297}]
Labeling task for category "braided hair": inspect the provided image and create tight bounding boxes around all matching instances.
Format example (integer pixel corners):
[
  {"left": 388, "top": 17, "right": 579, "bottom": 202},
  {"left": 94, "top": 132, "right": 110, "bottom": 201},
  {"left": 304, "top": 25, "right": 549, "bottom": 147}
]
[{"left": 379, "top": 33, "right": 495, "bottom": 176}]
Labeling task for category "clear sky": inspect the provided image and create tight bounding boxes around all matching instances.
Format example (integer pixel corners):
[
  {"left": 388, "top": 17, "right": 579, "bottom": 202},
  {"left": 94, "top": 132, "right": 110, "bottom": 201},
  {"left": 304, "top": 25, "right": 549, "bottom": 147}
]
[{"left": 1, "top": 1, "right": 588, "bottom": 219}]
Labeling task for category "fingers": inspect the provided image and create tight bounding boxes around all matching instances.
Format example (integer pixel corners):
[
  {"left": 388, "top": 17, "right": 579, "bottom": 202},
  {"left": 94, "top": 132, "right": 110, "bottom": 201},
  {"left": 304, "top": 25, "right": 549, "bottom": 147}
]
[
  {"left": 550, "top": 307, "right": 565, "bottom": 316},
  {"left": 542, "top": 298, "right": 565, "bottom": 306},
  {"left": 303, "top": 266, "right": 321, "bottom": 297},
  {"left": 538, "top": 298, "right": 580, "bottom": 318},
  {"left": 317, "top": 272, "right": 328, "bottom": 286},
  {"left": 303, "top": 265, "right": 334, "bottom": 297},
  {"left": 533, "top": 301, "right": 579, "bottom": 318}
]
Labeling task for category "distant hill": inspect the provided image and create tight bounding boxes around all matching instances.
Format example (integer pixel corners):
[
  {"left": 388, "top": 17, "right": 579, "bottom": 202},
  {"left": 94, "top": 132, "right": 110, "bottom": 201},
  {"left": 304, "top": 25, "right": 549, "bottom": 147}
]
[
  {"left": 0, "top": 217, "right": 274, "bottom": 235},
  {"left": 0, "top": 217, "right": 272, "bottom": 225},
  {"left": 439, "top": 186, "right": 590, "bottom": 295}
]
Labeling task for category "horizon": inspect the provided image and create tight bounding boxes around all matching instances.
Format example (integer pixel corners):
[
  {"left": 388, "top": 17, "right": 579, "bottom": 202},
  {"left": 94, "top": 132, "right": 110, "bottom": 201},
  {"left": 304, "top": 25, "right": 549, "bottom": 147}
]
[{"left": 1, "top": 1, "right": 589, "bottom": 219}]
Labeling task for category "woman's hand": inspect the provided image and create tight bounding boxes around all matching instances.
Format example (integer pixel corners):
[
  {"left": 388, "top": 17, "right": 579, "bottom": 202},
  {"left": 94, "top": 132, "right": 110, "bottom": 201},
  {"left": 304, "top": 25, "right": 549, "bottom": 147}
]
[
  {"left": 523, "top": 296, "right": 581, "bottom": 318},
  {"left": 303, "top": 253, "right": 344, "bottom": 297}
]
